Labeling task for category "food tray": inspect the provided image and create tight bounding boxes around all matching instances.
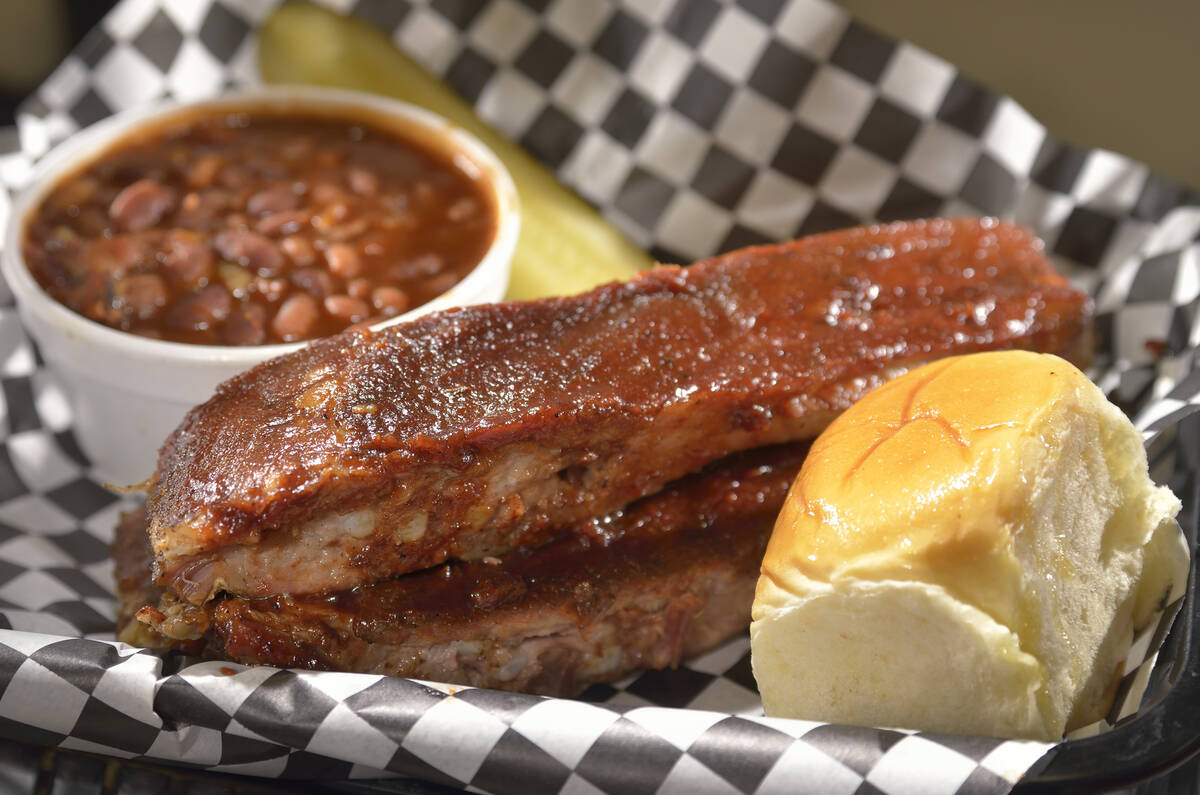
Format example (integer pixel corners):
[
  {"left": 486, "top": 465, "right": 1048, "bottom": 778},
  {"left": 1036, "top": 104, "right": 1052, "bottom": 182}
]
[{"left": 0, "top": 1, "right": 1198, "bottom": 793}]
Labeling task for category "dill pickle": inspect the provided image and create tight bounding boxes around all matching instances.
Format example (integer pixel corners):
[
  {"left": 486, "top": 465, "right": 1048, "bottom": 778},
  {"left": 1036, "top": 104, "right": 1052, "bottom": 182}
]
[{"left": 257, "top": 2, "right": 651, "bottom": 300}]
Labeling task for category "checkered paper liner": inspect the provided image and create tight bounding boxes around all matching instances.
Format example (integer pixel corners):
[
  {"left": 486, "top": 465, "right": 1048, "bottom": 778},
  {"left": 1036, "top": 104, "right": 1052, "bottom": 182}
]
[{"left": 0, "top": 0, "right": 1198, "bottom": 793}]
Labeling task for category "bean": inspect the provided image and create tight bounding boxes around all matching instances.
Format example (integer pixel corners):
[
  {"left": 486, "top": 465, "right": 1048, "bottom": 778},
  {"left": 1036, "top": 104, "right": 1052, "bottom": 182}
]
[
  {"left": 413, "top": 180, "right": 436, "bottom": 203},
  {"left": 46, "top": 225, "right": 80, "bottom": 251},
  {"left": 51, "top": 177, "right": 99, "bottom": 211},
  {"left": 381, "top": 194, "right": 410, "bottom": 214},
  {"left": 390, "top": 253, "right": 442, "bottom": 281},
  {"left": 196, "top": 125, "right": 235, "bottom": 144},
  {"left": 347, "top": 278, "right": 374, "bottom": 300},
  {"left": 114, "top": 273, "right": 167, "bottom": 319},
  {"left": 257, "top": 209, "right": 311, "bottom": 236},
  {"left": 247, "top": 156, "right": 288, "bottom": 181},
  {"left": 247, "top": 183, "right": 302, "bottom": 215},
  {"left": 76, "top": 207, "right": 110, "bottom": 237},
  {"left": 324, "top": 294, "right": 370, "bottom": 322},
  {"left": 252, "top": 276, "right": 289, "bottom": 303},
  {"left": 310, "top": 182, "right": 346, "bottom": 206},
  {"left": 280, "top": 136, "right": 315, "bottom": 160},
  {"left": 324, "top": 218, "right": 369, "bottom": 242},
  {"left": 81, "top": 235, "right": 143, "bottom": 277},
  {"left": 291, "top": 267, "right": 335, "bottom": 299},
  {"left": 214, "top": 228, "right": 286, "bottom": 275},
  {"left": 347, "top": 166, "right": 379, "bottom": 197},
  {"left": 176, "top": 190, "right": 228, "bottom": 229},
  {"left": 217, "top": 165, "right": 253, "bottom": 190},
  {"left": 109, "top": 179, "right": 176, "bottom": 232},
  {"left": 223, "top": 303, "right": 267, "bottom": 346},
  {"left": 447, "top": 197, "right": 478, "bottom": 223},
  {"left": 313, "top": 148, "right": 344, "bottom": 169},
  {"left": 167, "top": 284, "right": 232, "bottom": 331},
  {"left": 371, "top": 286, "right": 410, "bottom": 316},
  {"left": 69, "top": 272, "right": 113, "bottom": 322},
  {"left": 217, "top": 262, "right": 254, "bottom": 296},
  {"left": 186, "top": 154, "right": 225, "bottom": 189},
  {"left": 162, "top": 233, "right": 213, "bottom": 287},
  {"left": 313, "top": 202, "right": 351, "bottom": 231},
  {"left": 271, "top": 293, "right": 320, "bottom": 340},
  {"left": 325, "top": 243, "right": 362, "bottom": 279},
  {"left": 280, "top": 235, "right": 316, "bottom": 265}
]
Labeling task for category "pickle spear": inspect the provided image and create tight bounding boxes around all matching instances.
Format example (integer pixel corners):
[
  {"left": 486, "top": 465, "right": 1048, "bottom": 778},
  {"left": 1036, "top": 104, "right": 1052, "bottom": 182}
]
[{"left": 258, "top": 2, "right": 651, "bottom": 300}]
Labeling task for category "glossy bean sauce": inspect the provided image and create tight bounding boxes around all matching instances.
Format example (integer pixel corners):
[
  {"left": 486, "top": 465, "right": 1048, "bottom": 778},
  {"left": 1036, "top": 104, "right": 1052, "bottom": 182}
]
[{"left": 22, "top": 111, "right": 497, "bottom": 345}]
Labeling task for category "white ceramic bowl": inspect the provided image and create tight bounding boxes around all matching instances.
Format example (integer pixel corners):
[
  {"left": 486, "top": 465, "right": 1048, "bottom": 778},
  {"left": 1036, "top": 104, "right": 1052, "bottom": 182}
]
[{"left": 1, "top": 86, "right": 519, "bottom": 486}]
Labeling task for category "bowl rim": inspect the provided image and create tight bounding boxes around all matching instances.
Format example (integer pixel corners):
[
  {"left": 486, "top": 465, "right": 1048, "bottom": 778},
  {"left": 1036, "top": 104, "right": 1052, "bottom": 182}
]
[{"left": 0, "top": 84, "right": 520, "bottom": 366}]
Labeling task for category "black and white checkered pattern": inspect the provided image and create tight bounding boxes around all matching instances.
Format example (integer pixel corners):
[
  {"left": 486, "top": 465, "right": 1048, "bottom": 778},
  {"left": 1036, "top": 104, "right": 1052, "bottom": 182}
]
[
  {"left": 0, "top": 632, "right": 1060, "bottom": 794},
  {"left": 0, "top": 0, "right": 1198, "bottom": 793}
]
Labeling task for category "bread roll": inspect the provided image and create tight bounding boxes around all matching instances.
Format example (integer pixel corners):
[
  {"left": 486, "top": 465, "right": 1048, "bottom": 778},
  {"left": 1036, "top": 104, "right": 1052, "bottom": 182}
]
[{"left": 750, "top": 351, "right": 1188, "bottom": 740}]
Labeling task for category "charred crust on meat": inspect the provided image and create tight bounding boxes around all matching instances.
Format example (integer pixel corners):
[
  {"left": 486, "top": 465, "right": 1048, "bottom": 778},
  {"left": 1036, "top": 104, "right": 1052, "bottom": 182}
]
[{"left": 144, "top": 219, "right": 1093, "bottom": 608}]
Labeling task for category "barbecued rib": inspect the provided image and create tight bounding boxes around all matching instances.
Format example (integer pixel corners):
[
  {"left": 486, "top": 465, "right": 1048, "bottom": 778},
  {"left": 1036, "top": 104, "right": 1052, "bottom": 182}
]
[
  {"left": 148, "top": 218, "right": 1093, "bottom": 604},
  {"left": 120, "top": 444, "right": 807, "bottom": 696}
]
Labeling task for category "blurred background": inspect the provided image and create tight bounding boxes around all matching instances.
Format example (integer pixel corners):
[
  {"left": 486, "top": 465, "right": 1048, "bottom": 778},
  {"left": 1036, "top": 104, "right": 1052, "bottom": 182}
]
[
  {"left": 0, "top": 1, "right": 112, "bottom": 124},
  {"left": 1, "top": 0, "right": 1197, "bottom": 189},
  {"left": 838, "top": 0, "right": 1200, "bottom": 190}
]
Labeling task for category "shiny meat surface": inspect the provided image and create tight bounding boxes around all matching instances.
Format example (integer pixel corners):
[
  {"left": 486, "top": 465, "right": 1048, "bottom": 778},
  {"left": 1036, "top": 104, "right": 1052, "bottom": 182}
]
[
  {"left": 120, "top": 445, "right": 808, "bottom": 695},
  {"left": 148, "top": 218, "right": 1093, "bottom": 603}
]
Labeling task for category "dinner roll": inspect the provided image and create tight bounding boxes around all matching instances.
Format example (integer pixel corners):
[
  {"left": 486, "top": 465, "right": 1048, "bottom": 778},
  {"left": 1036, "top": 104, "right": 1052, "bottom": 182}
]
[{"left": 750, "top": 351, "right": 1188, "bottom": 740}]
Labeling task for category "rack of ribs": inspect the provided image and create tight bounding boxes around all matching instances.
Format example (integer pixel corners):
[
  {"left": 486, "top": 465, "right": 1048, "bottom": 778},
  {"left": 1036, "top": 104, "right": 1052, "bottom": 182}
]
[
  {"left": 119, "top": 444, "right": 807, "bottom": 696},
  {"left": 142, "top": 218, "right": 1091, "bottom": 624}
]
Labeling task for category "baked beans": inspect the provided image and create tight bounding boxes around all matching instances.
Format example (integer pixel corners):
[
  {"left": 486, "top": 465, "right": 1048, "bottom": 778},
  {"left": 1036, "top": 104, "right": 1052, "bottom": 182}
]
[{"left": 22, "top": 111, "right": 497, "bottom": 345}]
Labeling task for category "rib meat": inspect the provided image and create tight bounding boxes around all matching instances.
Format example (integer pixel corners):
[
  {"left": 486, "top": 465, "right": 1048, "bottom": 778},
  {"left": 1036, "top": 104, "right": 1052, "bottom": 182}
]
[
  {"left": 119, "top": 444, "right": 808, "bottom": 696},
  {"left": 147, "top": 218, "right": 1092, "bottom": 604}
]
